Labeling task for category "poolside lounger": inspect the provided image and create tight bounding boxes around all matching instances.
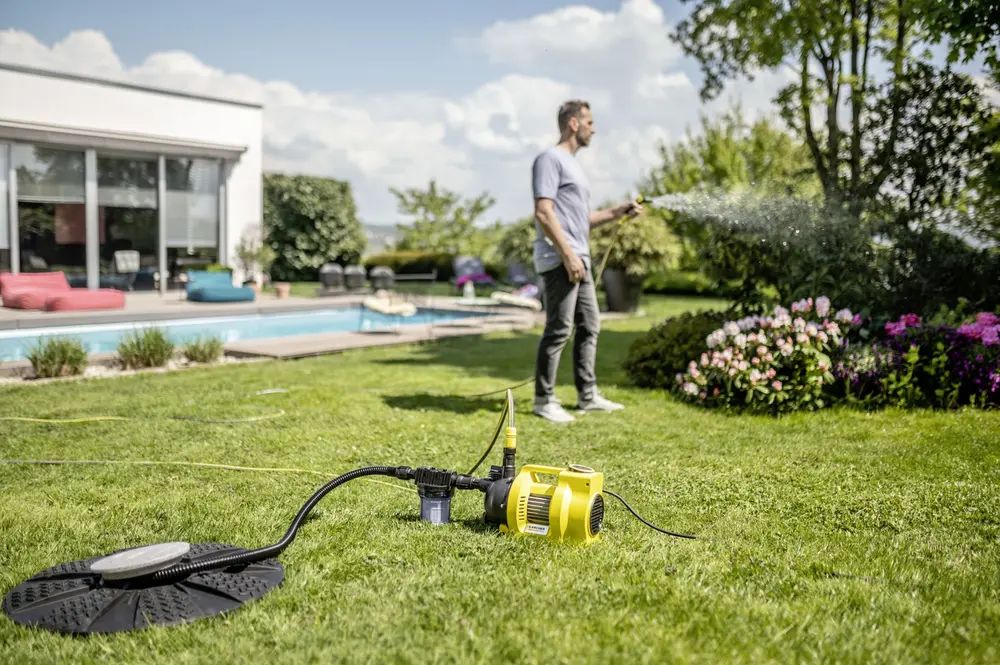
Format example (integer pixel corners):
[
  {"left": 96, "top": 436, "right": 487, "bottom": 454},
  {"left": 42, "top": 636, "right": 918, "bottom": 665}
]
[
  {"left": 362, "top": 296, "right": 417, "bottom": 317},
  {"left": 489, "top": 291, "right": 543, "bottom": 312},
  {"left": 0, "top": 272, "right": 125, "bottom": 311},
  {"left": 185, "top": 270, "right": 256, "bottom": 303}
]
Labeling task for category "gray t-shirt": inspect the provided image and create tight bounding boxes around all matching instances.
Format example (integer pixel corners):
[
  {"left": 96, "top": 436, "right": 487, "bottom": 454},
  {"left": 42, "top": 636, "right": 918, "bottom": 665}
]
[{"left": 531, "top": 146, "right": 591, "bottom": 273}]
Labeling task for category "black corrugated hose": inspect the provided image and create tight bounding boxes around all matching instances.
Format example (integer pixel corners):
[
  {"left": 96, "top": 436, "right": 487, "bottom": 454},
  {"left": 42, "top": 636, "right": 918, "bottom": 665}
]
[{"left": 149, "top": 465, "right": 412, "bottom": 583}]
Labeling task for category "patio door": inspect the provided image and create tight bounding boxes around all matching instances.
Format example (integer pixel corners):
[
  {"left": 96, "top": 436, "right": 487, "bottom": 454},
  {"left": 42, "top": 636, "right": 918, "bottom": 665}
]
[
  {"left": 0, "top": 143, "right": 9, "bottom": 273},
  {"left": 12, "top": 144, "right": 87, "bottom": 285},
  {"left": 97, "top": 152, "right": 159, "bottom": 291}
]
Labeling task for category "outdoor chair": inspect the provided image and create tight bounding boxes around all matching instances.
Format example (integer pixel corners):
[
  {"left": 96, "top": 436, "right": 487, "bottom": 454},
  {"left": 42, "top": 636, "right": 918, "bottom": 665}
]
[
  {"left": 451, "top": 255, "right": 496, "bottom": 291},
  {"left": 185, "top": 270, "right": 255, "bottom": 303}
]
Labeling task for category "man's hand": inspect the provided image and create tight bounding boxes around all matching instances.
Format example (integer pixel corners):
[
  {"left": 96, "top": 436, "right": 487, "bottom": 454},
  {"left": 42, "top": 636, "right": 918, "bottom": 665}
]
[
  {"left": 615, "top": 199, "right": 644, "bottom": 220},
  {"left": 590, "top": 199, "right": 645, "bottom": 228},
  {"left": 563, "top": 252, "right": 586, "bottom": 283}
]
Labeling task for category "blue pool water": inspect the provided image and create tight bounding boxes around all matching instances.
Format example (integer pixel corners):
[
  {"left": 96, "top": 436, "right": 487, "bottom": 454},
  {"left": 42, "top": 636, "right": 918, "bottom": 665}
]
[{"left": 0, "top": 305, "right": 490, "bottom": 362}]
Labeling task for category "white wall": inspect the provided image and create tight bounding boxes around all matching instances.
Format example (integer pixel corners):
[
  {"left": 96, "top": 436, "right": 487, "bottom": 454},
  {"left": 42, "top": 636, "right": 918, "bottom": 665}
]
[{"left": 0, "top": 67, "right": 262, "bottom": 280}]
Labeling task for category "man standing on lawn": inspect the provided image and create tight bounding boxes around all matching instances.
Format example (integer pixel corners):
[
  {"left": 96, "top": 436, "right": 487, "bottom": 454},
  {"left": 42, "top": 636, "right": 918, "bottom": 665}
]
[{"left": 531, "top": 99, "right": 642, "bottom": 423}]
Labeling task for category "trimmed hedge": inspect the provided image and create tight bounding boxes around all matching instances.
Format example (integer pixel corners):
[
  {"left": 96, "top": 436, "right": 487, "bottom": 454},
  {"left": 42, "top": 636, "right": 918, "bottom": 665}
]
[{"left": 362, "top": 250, "right": 504, "bottom": 282}]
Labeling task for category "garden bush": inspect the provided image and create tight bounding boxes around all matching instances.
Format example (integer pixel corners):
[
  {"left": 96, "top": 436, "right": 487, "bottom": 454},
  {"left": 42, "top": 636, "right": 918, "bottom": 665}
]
[
  {"left": 118, "top": 328, "right": 175, "bottom": 370},
  {"left": 657, "top": 191, "right": 1000, "bottom": 320},
  {"left": 833, "top": 310, "right": 1000, "bottom": 409},
  {"left": 643, "top": 270, "right": 723, "bottom": 297},
  {"left": 182, "top": 335, "right": 224, "bottom": 364},
  {"left": 675, "top": 297, "right": 857, "bottom": 414},
  {"left": 623, "top": 309, "right": 731, "bottom": 390},
  {"left": 362, "top": 250, "right": 503, "bottom": 282},
  {"left": 25, "top": 337, "right": 88, "bottom": 378},
  {"left": 362, "top": 250, "right": 456, "bottom": 280},
  {"left": 665, "top": 295, "right": 999, "bottom": 414},
  {"left": 263, "top": 173, "right": 367, "bottom": 282}
]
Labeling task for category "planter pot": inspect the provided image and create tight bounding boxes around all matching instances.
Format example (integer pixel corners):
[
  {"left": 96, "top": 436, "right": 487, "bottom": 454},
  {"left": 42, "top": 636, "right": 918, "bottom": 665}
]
[
  {"left": 273, "top": 282, "right": 291, "bottom": 299},
  {"left": 601, "top": 267, "right": 644, "bottom": 313}
]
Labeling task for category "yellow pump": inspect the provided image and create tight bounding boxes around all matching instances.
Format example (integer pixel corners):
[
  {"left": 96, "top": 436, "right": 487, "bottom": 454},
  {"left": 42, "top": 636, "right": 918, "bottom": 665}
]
[{"left": 501, "top": 464, "right": 605, "bottom": 543}]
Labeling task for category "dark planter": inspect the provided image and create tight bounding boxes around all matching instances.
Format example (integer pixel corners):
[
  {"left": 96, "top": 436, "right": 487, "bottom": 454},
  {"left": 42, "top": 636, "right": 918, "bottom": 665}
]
[
  {"left": 601, "top": 267, "right": 644, "bottom": 313},
  {"left": 370, "top": 265, "right": 395, "bottom": 290}
]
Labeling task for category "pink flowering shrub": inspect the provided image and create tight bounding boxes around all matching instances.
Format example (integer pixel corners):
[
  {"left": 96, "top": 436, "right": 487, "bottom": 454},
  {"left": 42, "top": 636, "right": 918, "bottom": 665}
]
[
  {"left": 834, "top": 310, "right": 1000, "bottom": 408},
  {"left": 676, "top": 295, "right": 855, "bottom": 414}
]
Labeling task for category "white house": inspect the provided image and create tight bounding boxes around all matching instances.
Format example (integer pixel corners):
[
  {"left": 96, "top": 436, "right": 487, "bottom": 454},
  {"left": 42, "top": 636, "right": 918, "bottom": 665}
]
[{"left": 0, "top": 61, "right": 263, "bottom": 292}]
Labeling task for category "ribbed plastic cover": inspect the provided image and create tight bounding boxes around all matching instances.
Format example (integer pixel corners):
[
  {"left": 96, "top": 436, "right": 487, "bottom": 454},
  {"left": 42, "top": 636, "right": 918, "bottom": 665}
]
[{"left": 2, "top": 542, "right": 284, "bottom": 635}]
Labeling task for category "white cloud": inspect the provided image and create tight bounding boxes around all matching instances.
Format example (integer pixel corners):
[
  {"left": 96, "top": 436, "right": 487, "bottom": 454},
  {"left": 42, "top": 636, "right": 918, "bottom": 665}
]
[{"left": 0, "top": 1, "right": 795, "bottom": 228}]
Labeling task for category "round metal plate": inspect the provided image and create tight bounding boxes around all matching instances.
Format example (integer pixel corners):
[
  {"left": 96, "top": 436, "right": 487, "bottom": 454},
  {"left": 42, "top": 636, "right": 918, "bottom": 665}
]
[
  {"left": 2, "top": 542, "right": 284, "bottom": 635},
  {"left": 90, "top": 541, "right": 191, "bottom": 580}
]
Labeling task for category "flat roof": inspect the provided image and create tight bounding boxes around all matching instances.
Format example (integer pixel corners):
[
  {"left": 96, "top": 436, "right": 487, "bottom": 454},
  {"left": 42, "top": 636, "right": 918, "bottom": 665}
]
[{"left": 0, "top": 61, "right": 264, "bottom": 110}]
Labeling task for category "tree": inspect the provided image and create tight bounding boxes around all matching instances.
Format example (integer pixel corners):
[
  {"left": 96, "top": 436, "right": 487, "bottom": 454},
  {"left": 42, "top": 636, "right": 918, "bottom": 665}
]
[
  {"left": 262, "top": 173, "right": 367, "bottom": 282},
  {"left": 866, "top": 60, "right": 1000, "bottom": 239},
  {"left": 390, "top": 179, "right": 498, "bottom": 257},
  {"left": 638, "top": 107, "right": 821, "bottom": 269},
  {"left": 915, "top": 0, "right": 1000, "bottom": 76},
  {"left": 672, "top": 0, "right": 915, "bottom": 211}
]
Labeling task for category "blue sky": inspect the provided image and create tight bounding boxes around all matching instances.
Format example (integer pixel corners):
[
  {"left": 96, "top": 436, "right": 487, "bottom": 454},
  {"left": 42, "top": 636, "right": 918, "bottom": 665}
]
[
  {"left": 4, "top": 0, "right": 689, "bottom": 95},
  {"left": 0, "top": 1, "right": 991, "bottom": 226}
]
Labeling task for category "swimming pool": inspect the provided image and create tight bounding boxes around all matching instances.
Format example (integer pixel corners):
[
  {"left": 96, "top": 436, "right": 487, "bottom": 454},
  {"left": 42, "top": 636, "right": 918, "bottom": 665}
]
[{"left": 0, "top": 305, "right": 490, "bottom": 362}]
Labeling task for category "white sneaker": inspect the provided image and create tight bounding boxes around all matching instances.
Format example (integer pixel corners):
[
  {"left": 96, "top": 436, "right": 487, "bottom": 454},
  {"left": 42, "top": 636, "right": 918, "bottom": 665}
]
[
  {"left": 533, "top": 398, "right": 576, "bottom": 423},
  {"left": 578, "top": 389, "right": 624, "bottom": 412}
]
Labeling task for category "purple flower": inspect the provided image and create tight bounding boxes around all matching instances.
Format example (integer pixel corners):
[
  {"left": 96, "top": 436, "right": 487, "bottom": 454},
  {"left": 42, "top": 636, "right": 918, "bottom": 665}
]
[
  {"left": 976, "top": 312, "right": 999, "bottom": 327},
  {"left": 885, "top": 321, "right": 908, "bottom": 337},
  {"left": 983, "top": 326, "right": 999, "bottom": 346}
]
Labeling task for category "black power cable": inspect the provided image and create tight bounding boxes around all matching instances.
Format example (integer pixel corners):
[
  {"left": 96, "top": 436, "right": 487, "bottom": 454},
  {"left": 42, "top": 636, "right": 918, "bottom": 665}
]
[{"left": 604, "top": 489, "right": 696, "bottom": 539}]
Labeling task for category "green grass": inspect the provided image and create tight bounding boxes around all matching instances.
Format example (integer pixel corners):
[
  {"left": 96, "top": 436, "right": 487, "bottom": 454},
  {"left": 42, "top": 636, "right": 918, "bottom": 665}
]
[{"left": 1, "top": 295, "right": 998, "bottom": 664}]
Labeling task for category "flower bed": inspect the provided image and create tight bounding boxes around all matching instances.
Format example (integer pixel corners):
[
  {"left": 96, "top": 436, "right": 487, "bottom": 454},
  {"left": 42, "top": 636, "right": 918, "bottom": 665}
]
[
  {"left": 674, "top": 296, "right": 999, "bottom": 414},
  {"left": 834, "top": 311, "right": 1000, "bottom": 409}
]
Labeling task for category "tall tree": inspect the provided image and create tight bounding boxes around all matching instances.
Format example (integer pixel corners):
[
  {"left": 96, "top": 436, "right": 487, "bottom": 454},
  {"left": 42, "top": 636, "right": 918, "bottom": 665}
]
[
  {"left": 391, "top": 179, "right": 498, "bottom": 256},
  {"left": 915, "top": 0, "right": 1000, "bottom": 76},
  {"left": 671, "top": 0, "right": 912, "bottom": 211},
  {"left": 639, "top": 107, "right": 821, "bottom": 268}
]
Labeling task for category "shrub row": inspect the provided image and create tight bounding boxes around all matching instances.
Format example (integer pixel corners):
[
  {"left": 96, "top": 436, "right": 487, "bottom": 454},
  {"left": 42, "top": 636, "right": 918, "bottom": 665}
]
[
  {"left": 25, "top": 329, "right": 225, "bottom": 379},
  {"left": 624, "top": 296, "right": 1000, "bottom": 414},
  {"left": 361, "top": 250, "right": 504, "bottom": 282}
]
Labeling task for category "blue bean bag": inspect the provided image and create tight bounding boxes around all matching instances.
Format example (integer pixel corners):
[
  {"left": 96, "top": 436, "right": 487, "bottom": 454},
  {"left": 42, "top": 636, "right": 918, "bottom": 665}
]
[{"left": 186, "top": 270, "right": 256, "bottom": 303}]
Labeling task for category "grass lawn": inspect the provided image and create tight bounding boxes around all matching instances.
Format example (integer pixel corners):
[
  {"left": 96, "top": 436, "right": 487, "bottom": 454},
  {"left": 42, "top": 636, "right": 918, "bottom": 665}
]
[{"left": 1, "top": 295, "right": 998, "bottom": 664}]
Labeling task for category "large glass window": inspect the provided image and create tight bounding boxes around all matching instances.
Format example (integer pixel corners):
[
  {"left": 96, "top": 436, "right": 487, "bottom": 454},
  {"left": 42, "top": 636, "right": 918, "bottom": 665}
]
[
  {"left": 0, "top": 144, "right": 9, "bottom": 272},
  {"left": 97, "top": 153, "right": 159, "bottom": 290},
  {"left": 14, "top": 145, "right": 87, "bottom": 284},
  {"left": 165, "top": 157, "right": 220, "bottom": 285}
]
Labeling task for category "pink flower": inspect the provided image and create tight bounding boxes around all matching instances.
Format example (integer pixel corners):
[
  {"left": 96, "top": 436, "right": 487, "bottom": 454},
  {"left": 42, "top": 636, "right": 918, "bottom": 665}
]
[
  {"left": 958, "top": 324, "right": 982, "bottom": 340},
  {"left": 983, "top": 326, "right": 999, "bottom": 346},
  {"left": 885, "top": 321, "right": 907, "bottom": 337},
  {"left": 772, "top": 380, "right": 782, "bottom": 391},
  {"left": 976, "top": 312, "right": 999, "bottom": 326},
  {"left": 852, "top": 314, "right": 862, "bottom": 326},
  {"left": 816, "top": 296, "right": 831, "bottom": 318},
  {"left": 900, "top": 313, "right": 921, "bottom": 327}
]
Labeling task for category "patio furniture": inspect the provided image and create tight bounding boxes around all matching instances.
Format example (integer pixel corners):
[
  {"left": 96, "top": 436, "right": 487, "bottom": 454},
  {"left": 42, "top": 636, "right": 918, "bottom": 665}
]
[
  {"left": 452, "top": 255, "right": 497, "bottom": 291},
  {"left": 369, "top": 265, "right": 395, "bottom": 290},
  {"left": 113, "top": 250, "right": 141, "bottom": 291},
  {"left": 318, "top": 263, "right": 344, "bottom": 289},
  {"left": 506, "top": 261, "right": 534, "bottom": 287},
  {"left": 359, "top": 293, "right": 417, "bottom": 334},
  {"left": 0, "top": 271, "right": 126, "bottom": 311},
  {"left": 344, "top": 265, "right": 366, "bottom": 290},
  {"left": 185, "top": 270, "right": 256, "bottom": 303},
  {"left": 490, "top": 290, "right": 543, "bottom": 312}
]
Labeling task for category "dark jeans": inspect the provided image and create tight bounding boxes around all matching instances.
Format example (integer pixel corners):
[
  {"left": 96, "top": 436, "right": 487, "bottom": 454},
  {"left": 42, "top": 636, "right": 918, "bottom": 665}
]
[{"left": 535, "top": 262, "right": 600, "bottom": 402}]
